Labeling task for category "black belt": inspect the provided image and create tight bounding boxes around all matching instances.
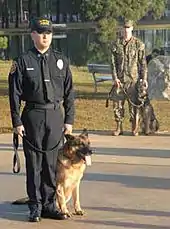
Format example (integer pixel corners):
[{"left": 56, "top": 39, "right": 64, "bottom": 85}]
[{"left": 25, "top": 102, "right": 60, "bottom": 109}]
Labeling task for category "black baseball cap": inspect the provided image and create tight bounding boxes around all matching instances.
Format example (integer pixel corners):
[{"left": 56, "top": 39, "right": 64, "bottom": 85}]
[{"left": 30, "top": 17, "right": 53, "bottom": 34}]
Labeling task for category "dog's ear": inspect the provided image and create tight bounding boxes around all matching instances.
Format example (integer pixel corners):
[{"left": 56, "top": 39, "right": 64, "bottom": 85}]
[
  {"left": 65, "top": 134, "right": 75, "bottom": 142},
  {"left": 81, "top": 128, "right": 88, "bottom": 137}
]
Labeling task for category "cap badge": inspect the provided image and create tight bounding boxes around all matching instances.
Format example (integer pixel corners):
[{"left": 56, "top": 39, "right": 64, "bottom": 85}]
[{"left": 39, "top": 19, "right": 50, "bottom": 26}]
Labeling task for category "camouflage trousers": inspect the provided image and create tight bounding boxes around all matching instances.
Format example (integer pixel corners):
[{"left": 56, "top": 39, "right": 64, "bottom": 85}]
[{"left": 112, "top": 82, "right": 139, "bottom": 123}]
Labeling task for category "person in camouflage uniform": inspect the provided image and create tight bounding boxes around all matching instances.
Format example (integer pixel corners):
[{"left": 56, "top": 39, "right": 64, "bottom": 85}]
[{"left": 110, "top": 20, "right": 148, "bottom": 136}]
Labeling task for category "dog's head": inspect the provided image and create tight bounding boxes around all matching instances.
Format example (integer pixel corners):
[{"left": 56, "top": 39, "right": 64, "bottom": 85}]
[{"left": 64, "top": 129, "right": 93, "bottom": 165}]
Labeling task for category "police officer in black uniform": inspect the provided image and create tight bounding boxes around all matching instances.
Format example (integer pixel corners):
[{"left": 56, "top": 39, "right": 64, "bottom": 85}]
[{"left": 8, "top": 17, "right": 74, "bottom": 222}]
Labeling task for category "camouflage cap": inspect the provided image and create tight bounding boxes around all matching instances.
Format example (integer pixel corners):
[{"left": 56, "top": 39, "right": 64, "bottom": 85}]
[
  {"left": 124, "top": 19, "right": 134, "bottom": 27},
  {"left": 30, "top": 16, "right": 53, "bottom": 33}
]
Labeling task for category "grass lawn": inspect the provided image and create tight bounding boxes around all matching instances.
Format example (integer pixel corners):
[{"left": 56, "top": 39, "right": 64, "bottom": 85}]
[{"left": 0, "top": 61, "right": 170, "bottom": 134}]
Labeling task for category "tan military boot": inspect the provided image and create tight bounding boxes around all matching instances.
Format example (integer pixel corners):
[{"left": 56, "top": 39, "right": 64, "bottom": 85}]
[{"left": 112, "top": 122, "right": 123, "bottom": 136}]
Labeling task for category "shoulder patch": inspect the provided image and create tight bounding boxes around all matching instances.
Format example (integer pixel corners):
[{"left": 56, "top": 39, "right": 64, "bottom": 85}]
[{"left": 10, "top": 61, "right": 17, "bottom": 74}]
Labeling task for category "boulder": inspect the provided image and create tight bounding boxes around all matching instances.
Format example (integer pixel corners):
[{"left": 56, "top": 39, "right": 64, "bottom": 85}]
[{"left": 148, "top": 56, "right": 170, "bottom": 100}]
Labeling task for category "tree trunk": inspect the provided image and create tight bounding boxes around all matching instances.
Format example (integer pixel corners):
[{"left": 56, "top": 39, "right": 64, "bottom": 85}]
[
  {"left": 1, "top": 1, "right": 5, "bottom": 28},
  {"left": 28, "top": 0, "right": 33, "bottom": 27},
  {"left": 56, "top": 0, "right": 60, "bottom": 23},
  {"left": 36, "top": 0, "right": 40, "bottom": 17},
  {"left": 20, "top": 0, "right": 23, "bottom": 23},
  {"left": 5, "top": 0, "right": 9, "bottom": 28},
  {"left": 15, "top": 0, "right": 19, "bottom": 28}
]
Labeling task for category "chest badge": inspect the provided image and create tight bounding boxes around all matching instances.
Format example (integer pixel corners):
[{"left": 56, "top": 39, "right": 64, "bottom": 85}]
[{"left": 57, "top": 59, "right": 63, "bottom": 70}]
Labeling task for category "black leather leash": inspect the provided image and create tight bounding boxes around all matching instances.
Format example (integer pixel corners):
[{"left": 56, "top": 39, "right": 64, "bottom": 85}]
[
  {"left": 13, "top": 133, "right": 21, "bottom": 173},
  {"left": 12, "top": 131, "right": 65, "bottom": 174}
]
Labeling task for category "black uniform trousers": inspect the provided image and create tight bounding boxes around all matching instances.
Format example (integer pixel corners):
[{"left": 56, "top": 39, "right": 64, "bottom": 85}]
[{"left": 21, "top": 104, "right": 64, "bottom": 214}]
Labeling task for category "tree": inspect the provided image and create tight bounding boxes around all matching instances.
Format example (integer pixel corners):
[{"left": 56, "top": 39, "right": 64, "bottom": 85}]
[
  {"left": 15, "top": 0, "right": 19, "bottom": 28},
  {"left": 1, "top": 0, "right": 9, "bottom": 28},
  {"left": 81, "top": 0, "right": 167, "bottom": 41},
  {"left": 36, "top": 0, "right": 41, "bottom": 17},
  {"left": 76, "top": 0, "right": 167, "bottom": 63}
]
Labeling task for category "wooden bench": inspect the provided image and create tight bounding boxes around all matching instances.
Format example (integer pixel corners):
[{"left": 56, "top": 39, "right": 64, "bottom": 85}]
[{"left": 87, "top": 64, "right": 113, "bottom": 92}]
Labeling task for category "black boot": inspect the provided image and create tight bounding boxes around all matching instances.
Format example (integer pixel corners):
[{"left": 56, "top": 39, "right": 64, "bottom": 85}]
[{"left": 29, "top": 210, "right": 41, "bottom": 222}]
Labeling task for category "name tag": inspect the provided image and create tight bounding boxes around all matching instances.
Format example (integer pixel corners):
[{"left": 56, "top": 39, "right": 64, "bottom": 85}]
[{"left": 26, "top": 68, "right": 34, "bottom": 71}]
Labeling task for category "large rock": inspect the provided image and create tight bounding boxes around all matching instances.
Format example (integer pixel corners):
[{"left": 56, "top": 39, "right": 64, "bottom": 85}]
[{"left": 148, "top": 56, "right": 170, "bottom": 100}]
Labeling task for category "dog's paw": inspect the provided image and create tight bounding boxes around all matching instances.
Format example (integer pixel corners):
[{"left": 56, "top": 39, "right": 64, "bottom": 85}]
[
  {"left": 74, "top": 209, "right": 85, "bottom": 216},
  {"left": 63, "top": 211, "right": 72, "bottom": 217}
]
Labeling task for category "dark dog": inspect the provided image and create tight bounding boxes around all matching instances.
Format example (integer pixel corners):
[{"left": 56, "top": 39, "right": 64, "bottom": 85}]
[
  {"left": 106, "top": 81, "right": 159, "bottom": 135},
  {"left": 138, "top": 81, "right": 159, "bottom": 135},
  {"left": 12, "top": 129, "right": 93, "bottom": 217},
  {"left": 139, "top": 98, "right": 159, "bottom": 135}
]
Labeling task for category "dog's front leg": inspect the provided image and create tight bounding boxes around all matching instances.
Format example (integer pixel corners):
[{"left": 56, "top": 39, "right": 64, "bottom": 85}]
[
  {"left": 56, "top": 185, "right": 71, "bottom": 217},
  {"left": 72, "top": 179, "right": 85, "bottom": 215},
  {"left": 143, "top": 105, "right": 151, "bottom": 135}
]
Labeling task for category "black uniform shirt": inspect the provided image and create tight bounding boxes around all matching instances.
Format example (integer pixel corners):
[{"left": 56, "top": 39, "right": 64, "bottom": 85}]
[{"left": 8, "top": 47, "right": 74, "bottom": 127}]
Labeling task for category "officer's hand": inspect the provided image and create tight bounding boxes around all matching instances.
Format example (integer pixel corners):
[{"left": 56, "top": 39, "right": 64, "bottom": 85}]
[
  {"left": 114, "top": 79, "right": 121, "bottom": 87},
  {"left": 64, "top": 124, "right": 72, "bottom": 135},
  {"left": 14, "top": 125, "right": 25, "bottom": 137}
]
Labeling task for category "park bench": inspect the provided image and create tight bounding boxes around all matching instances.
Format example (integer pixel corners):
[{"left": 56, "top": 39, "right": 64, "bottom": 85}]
[{"left": 87, "top": 63, "right": 113, "bottom": 92}]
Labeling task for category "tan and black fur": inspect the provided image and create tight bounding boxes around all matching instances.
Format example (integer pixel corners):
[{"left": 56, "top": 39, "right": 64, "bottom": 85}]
[
  {"left": 12, "top": 129, "right": 93, "bottom": 217},
  {"left": 56, "top": 129, "right": 92, "bottom": 216}
]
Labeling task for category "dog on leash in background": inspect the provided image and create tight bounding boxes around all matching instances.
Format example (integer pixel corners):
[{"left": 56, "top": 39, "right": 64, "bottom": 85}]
[
  {"left": 137, "top": 80, "right": 159, "bottom": 135},
  {"left": 12, "top": 129, "right": 93, "bottom": 217},
  {"left": 106, "top": 80, "right": 159, "bottom": 135}
]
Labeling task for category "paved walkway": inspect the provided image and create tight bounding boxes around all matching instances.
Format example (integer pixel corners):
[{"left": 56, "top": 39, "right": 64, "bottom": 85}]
[{"left": 0, "top": 131, "right": 170, "bottom": 228}]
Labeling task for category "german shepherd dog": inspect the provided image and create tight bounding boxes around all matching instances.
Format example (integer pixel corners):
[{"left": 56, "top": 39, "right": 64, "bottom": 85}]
[
  {"left": 12, "top": 129, "right": 93, "bottom": 217},
  {"left": 137, "top": 81, "right": 159, "bottom": 135},
  {"left": 106, "top": 81, "right": 159, "bottom": 135},
  {"left": 56, "top": 129, "right": 92, "bottom": 216}
]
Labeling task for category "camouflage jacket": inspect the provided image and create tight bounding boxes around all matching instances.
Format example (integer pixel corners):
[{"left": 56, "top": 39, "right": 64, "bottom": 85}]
[{"left": 111, "top": 36, "right": 147, "bottom": 82}]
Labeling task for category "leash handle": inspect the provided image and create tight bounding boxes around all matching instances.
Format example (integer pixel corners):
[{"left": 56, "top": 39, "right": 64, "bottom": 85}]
[
  {"left": 105, "top": 84, "right": 116, "bottom": 108},
  {"left": 13, "top": 133, "right": 21, "bottom": 173}
]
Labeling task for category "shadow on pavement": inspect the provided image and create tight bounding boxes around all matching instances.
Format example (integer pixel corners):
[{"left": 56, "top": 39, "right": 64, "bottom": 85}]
[
  {"left": 0, "top": 172, "right": 25, "bottom": 176},
  {"left": 76, "top": 219, "right": 170, "bottom": 229},
  {"left": 1, "top": 143, "right": 170, "bottom": 159},
  {"left": 84, "top": 173, "right": 170, "bottom": 190},
  {"left": 74, "top": 129, "right": 170, "bottom": 137},
  {"left": 1, "top": 171, "right": 170, "bottom": 190},
  {"left": 86, "top": 206, "right": 170, "bottom": 217},
  {"left": 94, "top": 147, "right": 170, "bottom": 158},
  {"left": 0, "top": 201, "right": 28, "bottom": 222}
]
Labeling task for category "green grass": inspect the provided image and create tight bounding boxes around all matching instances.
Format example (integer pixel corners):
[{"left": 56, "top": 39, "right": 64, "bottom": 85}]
[{"left": 0, "top": 61, "right": 170, "bottom": 134}]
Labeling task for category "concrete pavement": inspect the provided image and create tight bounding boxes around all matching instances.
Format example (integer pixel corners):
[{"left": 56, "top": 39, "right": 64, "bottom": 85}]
[{"left": 0, "top": 131, "right": 170, "bottom": 228}]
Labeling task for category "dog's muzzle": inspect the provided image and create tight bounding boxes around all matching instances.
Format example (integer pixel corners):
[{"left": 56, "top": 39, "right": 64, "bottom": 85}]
[{"left": 77, "top": 146, "right": 94, "bottom": 166}]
